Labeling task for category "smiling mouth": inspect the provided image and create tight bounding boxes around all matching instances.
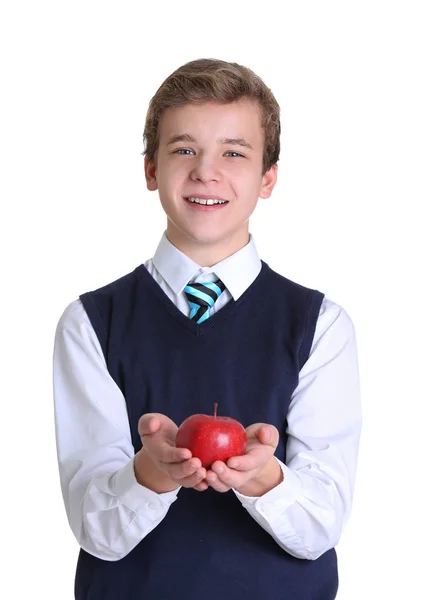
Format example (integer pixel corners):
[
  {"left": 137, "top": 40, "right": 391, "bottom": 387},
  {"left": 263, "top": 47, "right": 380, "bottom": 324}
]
[{"left": 184, "top": 196, "right": 229, "bottom": 205}]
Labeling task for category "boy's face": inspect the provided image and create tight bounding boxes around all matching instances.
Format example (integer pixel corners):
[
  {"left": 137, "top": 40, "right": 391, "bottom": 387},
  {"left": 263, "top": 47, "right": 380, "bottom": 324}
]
[{"left": 145, "top": 98, "right": 277, "bottom": 265}]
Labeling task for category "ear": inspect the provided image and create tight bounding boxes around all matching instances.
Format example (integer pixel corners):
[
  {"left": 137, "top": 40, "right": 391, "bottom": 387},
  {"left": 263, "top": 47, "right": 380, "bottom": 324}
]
[
  {"left": 144, "top": 156, "right": 158, "bottom": 191},
  {"left": 259, "top": 163, "right": 278, "bottom": 199}
]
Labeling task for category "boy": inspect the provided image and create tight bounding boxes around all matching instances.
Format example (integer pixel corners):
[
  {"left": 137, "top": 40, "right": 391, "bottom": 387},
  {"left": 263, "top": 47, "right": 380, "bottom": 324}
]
[{"left": 53, "top": 58, "right": 361, "bottom": 599}]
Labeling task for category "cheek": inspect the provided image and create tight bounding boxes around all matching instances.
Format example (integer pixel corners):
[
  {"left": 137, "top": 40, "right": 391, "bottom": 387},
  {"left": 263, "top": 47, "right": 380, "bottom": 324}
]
[
  {"left": 228, "top": 161, "right": 260, "bottom": 182},
  {"left": 158, "top": 165, "right": 185, "bottom": 193}
]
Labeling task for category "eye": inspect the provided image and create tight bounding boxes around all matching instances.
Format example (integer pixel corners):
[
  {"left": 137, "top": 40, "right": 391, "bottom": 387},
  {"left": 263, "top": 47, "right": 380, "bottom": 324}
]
[
  {"left": 225, "top": 151, "right": 244, "bottom": 158},
  {"left": 175, "top": 148, "right": 194, "bottom": 155}
]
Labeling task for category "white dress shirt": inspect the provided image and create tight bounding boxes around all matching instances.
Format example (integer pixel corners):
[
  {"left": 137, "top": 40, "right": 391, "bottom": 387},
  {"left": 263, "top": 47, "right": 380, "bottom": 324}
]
[{"left": 53, "top": 231, "right": 361, "bottom": 562}]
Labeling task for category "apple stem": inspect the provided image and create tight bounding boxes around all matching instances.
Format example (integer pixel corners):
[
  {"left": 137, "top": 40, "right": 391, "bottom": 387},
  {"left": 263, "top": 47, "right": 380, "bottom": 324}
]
[{"left": 214, "top": 402, "right": 218, "bottom": 418}]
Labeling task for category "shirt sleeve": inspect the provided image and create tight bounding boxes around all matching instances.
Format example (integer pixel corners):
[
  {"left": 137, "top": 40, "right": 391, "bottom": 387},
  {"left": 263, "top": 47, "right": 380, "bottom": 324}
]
[
  {"left": 53, "top": 299, "right": 180, "bottom": 561},
  {"left": 232, "top": 297, "right": 362, "bottom": 560}
]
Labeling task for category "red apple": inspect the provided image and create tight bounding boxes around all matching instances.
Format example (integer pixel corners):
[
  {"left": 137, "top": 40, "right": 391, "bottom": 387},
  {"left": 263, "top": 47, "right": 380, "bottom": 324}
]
[{"left": 175, "top": 403, "right": 247, "bottom": 468}]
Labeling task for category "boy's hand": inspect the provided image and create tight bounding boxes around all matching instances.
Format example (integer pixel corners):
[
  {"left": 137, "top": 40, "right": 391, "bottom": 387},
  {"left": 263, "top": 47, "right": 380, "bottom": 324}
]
[
  {"left": 197, "top": 423, "right": 283, "bottom": 496},
  {"left": 135, "top": 413, "right": 207, "bottom": 493}
]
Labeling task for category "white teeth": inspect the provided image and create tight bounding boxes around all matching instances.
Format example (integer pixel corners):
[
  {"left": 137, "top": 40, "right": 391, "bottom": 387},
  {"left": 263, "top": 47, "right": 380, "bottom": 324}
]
[{"left": 186, "top": 197, "right": 227, "bottom": 205}]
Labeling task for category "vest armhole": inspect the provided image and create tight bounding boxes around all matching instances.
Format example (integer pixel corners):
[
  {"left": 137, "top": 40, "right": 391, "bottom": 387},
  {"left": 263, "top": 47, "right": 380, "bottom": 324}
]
[
  {"left": 298, "top": 290, "right": 325, "bottom": 371},
  {"left": 79, "top": 292, "right": 109, "bottom": 359}
]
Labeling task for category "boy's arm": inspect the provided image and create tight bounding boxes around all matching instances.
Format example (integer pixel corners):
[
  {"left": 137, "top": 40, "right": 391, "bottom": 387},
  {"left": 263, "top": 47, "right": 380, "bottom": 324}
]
[
  {"left": 53, "top": 300, "right": 180, "bottom": 562},
  {"left": 231, "top": 299, "right": 361, "bottom": 560}
]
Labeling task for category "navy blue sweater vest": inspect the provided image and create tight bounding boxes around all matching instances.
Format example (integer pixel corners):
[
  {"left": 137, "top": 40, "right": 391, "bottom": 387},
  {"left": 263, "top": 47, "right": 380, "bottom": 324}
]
[{"left": 76, "top": 260, "right": 338, "bottom": 600}]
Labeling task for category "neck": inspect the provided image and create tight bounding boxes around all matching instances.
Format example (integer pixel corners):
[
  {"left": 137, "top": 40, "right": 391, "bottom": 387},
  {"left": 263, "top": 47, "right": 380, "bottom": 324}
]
[{"left": 165, "top": 228, "right": 250, "bottom": 267}]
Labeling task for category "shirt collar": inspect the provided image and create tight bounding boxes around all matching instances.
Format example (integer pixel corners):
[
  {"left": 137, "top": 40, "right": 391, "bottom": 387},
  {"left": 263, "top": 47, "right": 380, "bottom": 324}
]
[{"left": 152, "top": 231, "right": 262, "bottom": 301}]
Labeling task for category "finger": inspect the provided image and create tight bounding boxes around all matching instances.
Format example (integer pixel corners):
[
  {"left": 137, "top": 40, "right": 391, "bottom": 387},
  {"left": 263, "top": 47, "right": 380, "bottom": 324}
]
[
  {"left": 193, "top": 480, "right": 209, "bottom": 492},
  {"left": 245, "top": 423, "right": 279, "bottom": 447},
  {"left": 256, "top": 425, "right": 279, "bottom": 448},
  {"left": 166, "top": 457, "right": 203, "bottom": 480},
  {"left": 206, "top": 478, "right": 231, "bottom": 493},
  {"left": 157, "top": 443, "right": 192, "bottom": 464},
  {"left": 205, "top": 470, "right": 231, "bottom": 493},
  {"left": 138, "top": 414, "right": 162, "bottom": 436},
  {"left": 207, "top": 462, "right": 237, "bottom": 491},
  {"left": 175, "top": 467, "right": 207, "bottom": 489},
  {"left": 141, "top": 436, "right": 191, "bottom": 463},
  {"left": 226, "top": 444, "right": 274, "bottom": 472}
]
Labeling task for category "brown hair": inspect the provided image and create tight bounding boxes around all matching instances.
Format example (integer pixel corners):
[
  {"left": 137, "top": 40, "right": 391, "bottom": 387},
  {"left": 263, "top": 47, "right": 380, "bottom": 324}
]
[{"left": 142, "top": 58, "right": 281, "bottom": 175}]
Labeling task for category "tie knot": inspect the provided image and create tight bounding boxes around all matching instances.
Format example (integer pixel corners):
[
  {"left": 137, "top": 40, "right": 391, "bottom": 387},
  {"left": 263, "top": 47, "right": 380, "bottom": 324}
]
[{"left": 184, "top": 278, "right": 226, "bottom": 324}]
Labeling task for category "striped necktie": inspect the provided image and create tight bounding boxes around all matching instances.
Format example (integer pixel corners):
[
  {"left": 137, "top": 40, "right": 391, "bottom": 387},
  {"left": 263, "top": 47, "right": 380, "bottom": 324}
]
[{"left": 184, "top": 278, "right": 226, "bottom": 324}]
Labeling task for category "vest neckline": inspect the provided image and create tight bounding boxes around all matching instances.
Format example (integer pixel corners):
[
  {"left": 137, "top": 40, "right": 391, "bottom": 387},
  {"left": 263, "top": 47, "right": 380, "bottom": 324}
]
[{"left": 134, "top": 260, "right": 270, "bottom": 335}]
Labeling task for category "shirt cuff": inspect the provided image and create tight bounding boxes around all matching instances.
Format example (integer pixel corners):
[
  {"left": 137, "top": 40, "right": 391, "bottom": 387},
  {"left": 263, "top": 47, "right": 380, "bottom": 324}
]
[
  {"left": 111, "top": 457, "right": 181, "bottom": 515},
  {"left": 233, "top": 458, "right": 302, "bottom": 524}
]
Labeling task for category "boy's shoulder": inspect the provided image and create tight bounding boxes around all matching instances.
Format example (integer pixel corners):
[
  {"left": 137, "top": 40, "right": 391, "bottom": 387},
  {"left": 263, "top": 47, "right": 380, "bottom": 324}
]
[
  {"left": 80, "top": 265, "right": 143, "bottom": 299},
  {"left": 264, "top": 261, "right": 324, "bottom": 298},
  {"left": 55, "top": 268, "right": 140, "bottom": 332},
  {"left": 266, "top": 266, "right": 354, "bottom": 334}
]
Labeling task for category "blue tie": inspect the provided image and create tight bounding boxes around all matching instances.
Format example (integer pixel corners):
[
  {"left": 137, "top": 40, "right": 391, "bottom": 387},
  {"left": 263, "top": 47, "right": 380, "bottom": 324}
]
[{"left": 184, "top": 278, "right": 226, "bottom": 324}]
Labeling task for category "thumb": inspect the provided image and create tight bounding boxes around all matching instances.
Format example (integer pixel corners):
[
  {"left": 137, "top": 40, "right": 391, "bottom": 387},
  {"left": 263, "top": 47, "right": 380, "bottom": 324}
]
[
  {"left": 257, "top": 425, "right": 278, "bottom": 448},
  {"left": 138, "top": 414, "right": 161, "bottom": 437}
]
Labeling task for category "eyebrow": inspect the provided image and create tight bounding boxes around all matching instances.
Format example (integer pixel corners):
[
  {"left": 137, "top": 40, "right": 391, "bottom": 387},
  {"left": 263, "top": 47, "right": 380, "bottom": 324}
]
[{"left": 166, "top": 133, "right": 254, "bottom": 150}]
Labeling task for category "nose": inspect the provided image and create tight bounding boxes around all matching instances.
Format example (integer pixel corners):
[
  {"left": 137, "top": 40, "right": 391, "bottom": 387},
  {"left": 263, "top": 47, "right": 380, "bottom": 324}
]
[{"left": 190, "top": 155, "right": 221, "bottom": 183}]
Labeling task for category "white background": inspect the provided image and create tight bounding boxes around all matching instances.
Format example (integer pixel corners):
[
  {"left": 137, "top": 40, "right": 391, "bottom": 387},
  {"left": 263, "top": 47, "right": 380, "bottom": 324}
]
[{"left": 1, "top": 1, "right": 431, "bottom": 598}]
